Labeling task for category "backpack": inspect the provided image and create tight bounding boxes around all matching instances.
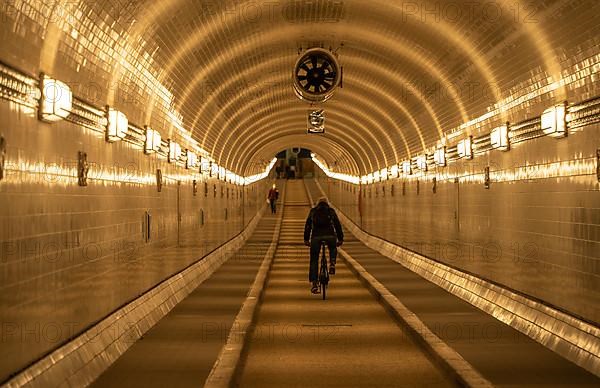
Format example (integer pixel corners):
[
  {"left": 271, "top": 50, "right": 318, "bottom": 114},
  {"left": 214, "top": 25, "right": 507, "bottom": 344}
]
[{"left": 313, "top": 205, "right": 332, "bottom": 229}]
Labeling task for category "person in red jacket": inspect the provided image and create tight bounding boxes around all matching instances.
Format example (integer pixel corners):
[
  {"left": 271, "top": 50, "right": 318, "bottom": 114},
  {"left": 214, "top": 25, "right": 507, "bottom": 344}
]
[{"left": 267, "top": 184, "right": 279, "bottom": 214}]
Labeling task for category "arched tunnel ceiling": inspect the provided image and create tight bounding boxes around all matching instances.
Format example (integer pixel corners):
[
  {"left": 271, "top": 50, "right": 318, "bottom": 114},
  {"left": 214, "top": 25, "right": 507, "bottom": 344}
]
[{"left": 16, "top": 0, "right": 591, "bottom": 176}]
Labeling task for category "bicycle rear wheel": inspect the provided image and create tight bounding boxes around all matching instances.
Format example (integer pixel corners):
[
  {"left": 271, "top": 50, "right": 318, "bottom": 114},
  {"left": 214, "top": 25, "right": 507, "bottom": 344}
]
[{"left": 320, "top": 243, "right": 328, "bottom": 300}]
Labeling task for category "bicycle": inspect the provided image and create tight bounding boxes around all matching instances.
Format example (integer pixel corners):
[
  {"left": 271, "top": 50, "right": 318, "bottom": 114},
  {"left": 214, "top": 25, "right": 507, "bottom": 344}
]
[{"left": 318, "top": 241, "right": 330, "bottom": 300}]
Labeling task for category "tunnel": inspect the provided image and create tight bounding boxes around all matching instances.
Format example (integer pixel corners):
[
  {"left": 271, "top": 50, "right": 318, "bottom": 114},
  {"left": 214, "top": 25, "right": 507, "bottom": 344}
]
[{"left": 0, "top": 0, "right": 599, "bottom": 387}]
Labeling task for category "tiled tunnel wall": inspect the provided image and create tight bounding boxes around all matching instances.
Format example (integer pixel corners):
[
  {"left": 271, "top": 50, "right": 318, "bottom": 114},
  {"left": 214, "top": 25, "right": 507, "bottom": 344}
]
[
  {"left": 0, "top": 100, "right": 275, "bottom": 381},
  {"left": 316, "top": 121, "right": 600, "bottom": 328},
  {"left": 0, "top": 1, "right": 280, "bottom": 381},
  {"left": 0, "top": 0, "right": 600, "bottom": 382}
]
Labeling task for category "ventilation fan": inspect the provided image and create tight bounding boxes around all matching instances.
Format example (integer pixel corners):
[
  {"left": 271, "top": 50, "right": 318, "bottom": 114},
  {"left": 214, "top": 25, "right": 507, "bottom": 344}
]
[{"left": 293, "top": 48, "right": 341, "bottom": 103}]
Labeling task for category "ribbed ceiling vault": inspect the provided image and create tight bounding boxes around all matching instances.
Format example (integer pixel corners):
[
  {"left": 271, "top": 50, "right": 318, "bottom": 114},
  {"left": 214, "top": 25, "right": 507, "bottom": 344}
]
[{"left": 35, "top": 0, "right": 568, "bottom": 176}]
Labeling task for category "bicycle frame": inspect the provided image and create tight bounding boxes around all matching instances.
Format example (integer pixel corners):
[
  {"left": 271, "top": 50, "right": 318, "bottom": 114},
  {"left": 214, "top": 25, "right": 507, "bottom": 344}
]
[{"left": 319, "top": 241, "right": 330, "bottom": 300}]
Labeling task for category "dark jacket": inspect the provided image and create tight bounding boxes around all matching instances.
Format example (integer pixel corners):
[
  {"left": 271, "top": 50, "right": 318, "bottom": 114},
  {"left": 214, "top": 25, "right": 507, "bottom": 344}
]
[{"left": 304, "top": 203, "right": 344, "bottom": 242}]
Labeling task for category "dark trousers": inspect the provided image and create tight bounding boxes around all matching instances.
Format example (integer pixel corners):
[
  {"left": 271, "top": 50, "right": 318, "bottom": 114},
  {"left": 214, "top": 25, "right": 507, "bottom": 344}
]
[
  {"left": 309, "top": 235, "right": 337, "bottom": 282},
  {"left": 269, "top": 199, "right": 276, "bottom": 214}
]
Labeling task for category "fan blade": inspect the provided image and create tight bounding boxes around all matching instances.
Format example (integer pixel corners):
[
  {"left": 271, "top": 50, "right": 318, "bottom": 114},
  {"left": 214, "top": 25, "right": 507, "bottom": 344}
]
[
  {"left": 297, "top": 75, "right": 307, "bottom": 80},
  {"left": 324, "top": 73, "right": 335, "bottom": 79},
  {"left": 311, "top": 56, "right": 317, "bottom": 69},
  {"left": 300, "top": 63, "right": 310, "bottom": 73}
]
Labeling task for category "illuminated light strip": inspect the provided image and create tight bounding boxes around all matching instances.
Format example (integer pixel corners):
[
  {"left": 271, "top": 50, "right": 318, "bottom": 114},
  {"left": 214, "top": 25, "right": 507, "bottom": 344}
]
[
  {"left": 312, "top": 154, "right": 360, "bottom": 185},
  {"left": 244, "top": 158, "right": 278, "bottom": 185},
  {"left": 447, "top": 54, "right": 600, "bottom": 140}
]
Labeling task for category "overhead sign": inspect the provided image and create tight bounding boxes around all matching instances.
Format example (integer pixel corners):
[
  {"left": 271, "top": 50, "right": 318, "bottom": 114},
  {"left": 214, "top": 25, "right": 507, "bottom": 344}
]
[{"left": 307, "top": 109, "right": 325, "bottom": 134}]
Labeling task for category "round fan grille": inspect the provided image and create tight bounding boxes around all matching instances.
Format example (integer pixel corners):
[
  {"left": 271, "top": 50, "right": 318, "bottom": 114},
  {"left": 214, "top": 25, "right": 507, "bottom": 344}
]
[{"left": 293, "top": 48, "right": 341, "bottom": 103}]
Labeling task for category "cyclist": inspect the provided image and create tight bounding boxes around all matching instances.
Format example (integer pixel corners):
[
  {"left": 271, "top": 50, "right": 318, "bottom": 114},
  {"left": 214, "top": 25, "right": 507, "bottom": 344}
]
[{"left": 304, "top": 197, "right": 344, "bottom": 294}]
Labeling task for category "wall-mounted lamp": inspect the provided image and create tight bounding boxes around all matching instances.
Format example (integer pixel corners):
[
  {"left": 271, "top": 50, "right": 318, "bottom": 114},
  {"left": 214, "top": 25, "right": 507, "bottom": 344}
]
[
  {"left": 366, "top": 173, "right": 374, "bottom": 184},
  {"left": 541, "top": 103, "right": 567, "bottom": 138},
  {"left": 168, "top": 140, "right": 182, "bottom": 163},
  {"left": 457, "top": 136, "right": 473, "bottom": 159},
  {"left": 373, "top": 171, "right": 381, "bottom": 182},
  {"left": 200, "top": 157, "right": 210, "bottom": 175},
  {"left": 106, "top": 108, "right": 128, "bottom": 142},
  {"left": 389, "top": 164, "right": 399, "bottom": 178},
  {"left": 145, "top": 127, "right": 161, "bottom": 154},
  {"left": 380, "top": 168, "right": 388, "bottom": 181},
  {"left": 186, "top": 150, "right": 198, "bottom": 169},
  {"left": 402, "top": 161, "right": 412, "bottom": 175},
  {"left": 490, "top": 124, "right": 509, "bottom": 151},
  {"left": 39, "top": 75, "right": 72, "bottom": 122},
  {"left": 434, "top": 147, "right": 446, "bottom": 166},
  {"left": 219, "top": 166, "right": 226, "bottom": 180},
  {"left": 416, "top": 155, "right": 427, "bottom": 171}
]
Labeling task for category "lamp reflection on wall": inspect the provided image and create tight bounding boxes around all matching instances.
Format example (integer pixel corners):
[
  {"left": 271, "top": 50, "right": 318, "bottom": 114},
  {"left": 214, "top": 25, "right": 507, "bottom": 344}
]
[
  {"left": 144, "top": 127, "right": 161, "bottom": 154},
  {"left": 186, "top": 150, "right": 198, "bottom": 169},
  {"left": 219, "top": 166, "right": 226, "bottom": 180},
  {"left": 541, "top": 104, "right": 567, "bottom": 138},
  {"left": 39, "top": 75, "right": 72, "bottom": 122},
  {"left": 434, "top": 147, "right": 446, "bottom": 166},
  {"left": 490, "top": 124, "right": 509, "bottom": 151},
  {"left": 373, "top": 171, "right": 381, "bottom": 182},
  {"left": 106, "top": 108, "right": 128, "bottom": 142},
  {"left": 457, "top": 136, "right": 473, "bottom": 159},
  {"left": 366, "top": 173, "right": 374, "bottom": 184},
  {"left": 402, "top": 161, "right": 412, "bottom": 175},
  {"left": 168, "top": 140, "right": 182, "bottom": 163},
  {"left": 211, "top": 162, "right": 219, "bottom": 178},
  {"left": 390, "top": 164, "right": 399, "bottom": 178},
  {"left": 416, "top": 155, "right": 427, "bottom": 171}
]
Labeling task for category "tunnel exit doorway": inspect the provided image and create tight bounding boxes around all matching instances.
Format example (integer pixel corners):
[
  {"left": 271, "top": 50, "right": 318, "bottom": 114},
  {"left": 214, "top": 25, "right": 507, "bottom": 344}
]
[{"left": 276, "top": 148, "right": 313, "bottom": 179}]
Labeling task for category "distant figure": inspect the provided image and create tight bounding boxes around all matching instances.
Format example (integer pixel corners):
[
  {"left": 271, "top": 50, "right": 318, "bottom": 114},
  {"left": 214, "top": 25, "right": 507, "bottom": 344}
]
[
  {"left": 267, "top": 184, "right": 279, "bottom": 214},
  {"left": 289, "top": 165, "right": 296, "bottom": 179},
  {"left": 304, "top": 197, "right": 344, "bottom": 294}
]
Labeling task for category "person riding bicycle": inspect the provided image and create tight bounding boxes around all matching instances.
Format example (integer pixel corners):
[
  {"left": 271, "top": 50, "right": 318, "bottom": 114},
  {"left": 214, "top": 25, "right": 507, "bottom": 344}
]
[{"left": 304, "top": 197, "right": 344, "bottom": 294}]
